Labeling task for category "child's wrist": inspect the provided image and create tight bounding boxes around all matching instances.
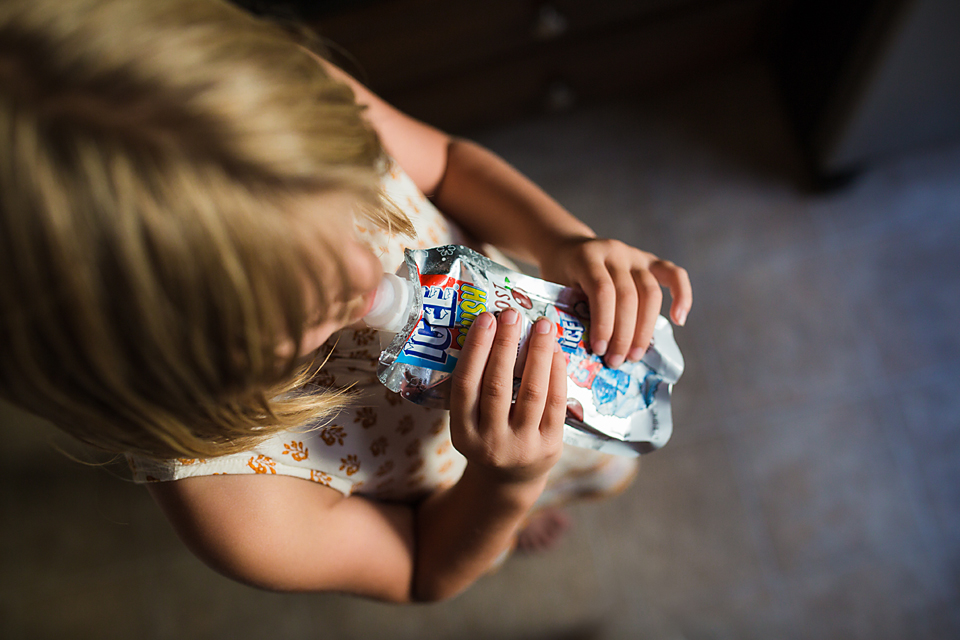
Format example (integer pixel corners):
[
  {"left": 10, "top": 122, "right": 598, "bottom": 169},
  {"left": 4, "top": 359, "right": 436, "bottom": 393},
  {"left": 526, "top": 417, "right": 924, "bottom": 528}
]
[
  {"left": 531, "top": 230, "right": 595, "bottom": 268},
  {"left": 460, "top": 463, "right": 549, "bottom": 507}
]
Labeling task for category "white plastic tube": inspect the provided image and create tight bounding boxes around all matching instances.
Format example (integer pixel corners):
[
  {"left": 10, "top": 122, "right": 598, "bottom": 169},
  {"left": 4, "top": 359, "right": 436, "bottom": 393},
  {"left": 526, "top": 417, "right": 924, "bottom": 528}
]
[{"left": 362, "top": 273, "right": 415, "bottom": 333}]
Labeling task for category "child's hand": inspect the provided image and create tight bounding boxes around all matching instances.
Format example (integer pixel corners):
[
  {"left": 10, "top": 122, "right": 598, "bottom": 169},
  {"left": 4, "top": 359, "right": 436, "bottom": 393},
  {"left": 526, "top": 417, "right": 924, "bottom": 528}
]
[
  {"left": 538, "top": 236, "right": 692, "bottom": 368},
  {"left": 449, "top": 309, "right": 567, "bottom": 487}
]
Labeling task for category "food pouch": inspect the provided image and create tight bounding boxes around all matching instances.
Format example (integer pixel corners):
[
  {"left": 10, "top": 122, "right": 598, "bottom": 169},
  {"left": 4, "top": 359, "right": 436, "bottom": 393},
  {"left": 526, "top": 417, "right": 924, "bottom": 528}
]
[{"left": 377, "top": 245, "right": 684, "bottom": 456}]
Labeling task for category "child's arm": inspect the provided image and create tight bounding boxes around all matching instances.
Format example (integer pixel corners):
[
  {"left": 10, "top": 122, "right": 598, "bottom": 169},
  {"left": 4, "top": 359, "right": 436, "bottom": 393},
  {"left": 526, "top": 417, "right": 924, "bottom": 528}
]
[
  {"left": 319, "top": 61, "right": 692, "bottom": 369},
  {"left": 148, "top": 311, "right": 566, "bottom": 603}
]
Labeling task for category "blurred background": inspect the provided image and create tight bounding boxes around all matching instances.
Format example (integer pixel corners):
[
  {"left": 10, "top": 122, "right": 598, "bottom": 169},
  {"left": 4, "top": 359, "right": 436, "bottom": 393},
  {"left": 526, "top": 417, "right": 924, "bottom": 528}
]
[{"left": 2, "top": 0, "right": 959, "bottom": 638}]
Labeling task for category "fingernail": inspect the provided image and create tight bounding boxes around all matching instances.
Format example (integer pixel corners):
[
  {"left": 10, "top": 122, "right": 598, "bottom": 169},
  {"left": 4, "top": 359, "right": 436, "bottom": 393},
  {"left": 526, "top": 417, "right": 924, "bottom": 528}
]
[
  {"left": 534, "top": 317, "right": 552, "bottom": 334},
  {"left": 594, "top": 340, "right": 608, "bottom": 356},
  {"left": 554, "top": 340, "right": 561, "bottom": 352},
  {"left": 627, "top": 347, "right": 645, "bottom": 361},
  {"left": 476, "top": 312, "right": 494, "bottom": 329},
  {"left": 677, "top": 309, "right": 687, "bottom": 326},
  {"left": 500, "top": 308, "right": 519, "bottom": 325},
  {"left": 606, "top": 354, "right": 624, "bottom": 369}
]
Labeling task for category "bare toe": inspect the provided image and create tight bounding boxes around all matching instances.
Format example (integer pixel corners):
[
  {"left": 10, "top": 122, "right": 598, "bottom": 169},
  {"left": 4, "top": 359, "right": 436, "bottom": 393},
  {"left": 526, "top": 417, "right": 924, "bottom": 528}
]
[{"left": 516, "top": 508, "right": 572, "bottom": 553}]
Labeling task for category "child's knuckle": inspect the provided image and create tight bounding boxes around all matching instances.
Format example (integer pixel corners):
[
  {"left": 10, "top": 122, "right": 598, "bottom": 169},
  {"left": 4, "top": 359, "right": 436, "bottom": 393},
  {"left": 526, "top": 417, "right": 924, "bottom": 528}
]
[
  {"left": 482, "top": 376, "right": 510, "bottom": 400},
  {"left": 451, "top": 373, "right": 476, "bottom": 398},
  {"left": 637, "top": 270, "right": 659, "bottom": 290},
  {"left": 546, "top": 389, "right": 567, "bottom": 414},
  {"left": 518, "top": 381, "right": 544, "bottom": 405},
  {"left": 591, "top": 278, "right": 615, "bottom": 300},
  {"left": 646, "top": 286, "right": 664, "bottom": 307}
]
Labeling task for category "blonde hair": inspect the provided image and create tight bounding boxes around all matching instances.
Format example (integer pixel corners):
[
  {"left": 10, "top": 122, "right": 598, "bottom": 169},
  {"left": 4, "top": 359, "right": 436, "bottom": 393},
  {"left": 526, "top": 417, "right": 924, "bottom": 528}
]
[{"left": 0, "top": 0, "right": 412, "bottom": 459}]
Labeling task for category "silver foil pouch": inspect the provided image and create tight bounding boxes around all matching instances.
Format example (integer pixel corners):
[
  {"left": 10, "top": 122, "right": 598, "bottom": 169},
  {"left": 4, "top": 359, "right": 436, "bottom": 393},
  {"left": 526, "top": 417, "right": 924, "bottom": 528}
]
[{"left": 377, "top": 245, "right": 684, "bottom": 456}]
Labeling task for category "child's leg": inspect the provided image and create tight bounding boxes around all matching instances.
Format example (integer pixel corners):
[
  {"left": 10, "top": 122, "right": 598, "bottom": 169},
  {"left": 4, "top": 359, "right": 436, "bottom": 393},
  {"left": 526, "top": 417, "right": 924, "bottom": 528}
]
[
  {"left": 535, "top": 445, "right": 640, "bottom": 511},
  {"left": 516, "top": 446, "right": 640, "bottom": 553}
]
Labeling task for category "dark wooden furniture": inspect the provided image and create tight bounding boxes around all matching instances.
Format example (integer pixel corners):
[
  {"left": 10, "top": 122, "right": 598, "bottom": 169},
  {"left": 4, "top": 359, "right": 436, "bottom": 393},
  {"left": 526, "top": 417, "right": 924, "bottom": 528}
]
[{"left": 310, "top": 0, "right": 787, "bottom": 131}]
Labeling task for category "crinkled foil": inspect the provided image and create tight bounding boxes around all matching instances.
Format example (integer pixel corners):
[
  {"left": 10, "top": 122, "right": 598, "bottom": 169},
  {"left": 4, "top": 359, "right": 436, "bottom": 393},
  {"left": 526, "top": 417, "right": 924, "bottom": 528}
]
[{"left": 377, "top": 245, "right": 684, "bottom": 456}]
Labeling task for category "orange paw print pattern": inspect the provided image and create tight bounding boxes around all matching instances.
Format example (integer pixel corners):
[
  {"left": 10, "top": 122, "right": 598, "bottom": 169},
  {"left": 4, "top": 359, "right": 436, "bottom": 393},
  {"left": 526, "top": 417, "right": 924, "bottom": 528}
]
[
  {"left": 384, "top": 390, "right": 402, "bottom": 406},
  {"left": 430, "top": 417, "right": 447, "bottom": 436},
  {"left": 312, "top": 369, "right": 336, "bottom": 388},
  {"left": 340, "top": 455, "right": 361, "bottom": 476},
  {"left": 438, "top": 459, "right": 454, "bottom": 474},
  {"left": 406, "top": 196, "right": 421, "bottom": 215},
  {"left": 436, "top": 439, "right": 452, "bottom": 456},
  {"left": 320, "top": 425, "right": 347, "bottom": 446},
  {"left": 353, "top": 328, "right": 378, "bottom": 346},
  {"left": 406, "top": 473, "right": 426, "bottom": 488},
  {"left": 375, "top": 460, "right": 394, "bottom": 477},
  {"left": 247, "top": 455, "right": 277, "bottom": 475},
  {"left": 282, "top": 441, "right": 309, "bottom": 461},
  {"left": 355, "top": 407, "right": 377, "bottom": 429},
  {"left": 310, "top": 470, "right": 333, "bottom": 486},
  {"left": 370, "top": 437, "right": 388, "bottom": 457},
  {"left": 396, "top": 415, "right": 414, "bottom": 436},
  {"left": 405, "top": 439, "right": 421, "bottom": 458},
  {"left": 407, "top": 458, "right": 425, "bottom": 475}
]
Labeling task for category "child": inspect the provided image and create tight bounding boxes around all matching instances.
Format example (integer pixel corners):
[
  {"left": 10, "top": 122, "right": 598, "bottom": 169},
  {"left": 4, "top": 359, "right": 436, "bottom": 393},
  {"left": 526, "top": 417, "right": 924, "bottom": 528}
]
[{"left": 0, "top": 0, "right": 692, "bottom": 602}]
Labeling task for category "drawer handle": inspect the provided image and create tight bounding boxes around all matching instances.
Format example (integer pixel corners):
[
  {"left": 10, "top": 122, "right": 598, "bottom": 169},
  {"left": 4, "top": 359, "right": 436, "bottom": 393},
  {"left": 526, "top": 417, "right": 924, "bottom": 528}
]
[
  {"left": 532, "top": 4, "right": 568, "bottom": 41},
  {"left": 545, "top": 81, "right": 576, "bottom": 112}
]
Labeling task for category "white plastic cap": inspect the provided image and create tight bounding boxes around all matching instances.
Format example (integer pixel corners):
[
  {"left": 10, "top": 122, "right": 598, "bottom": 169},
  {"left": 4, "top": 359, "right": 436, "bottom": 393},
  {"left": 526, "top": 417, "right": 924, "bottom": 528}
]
[{"left": 362, "top": 272, "right": 414, "bottom": 333}]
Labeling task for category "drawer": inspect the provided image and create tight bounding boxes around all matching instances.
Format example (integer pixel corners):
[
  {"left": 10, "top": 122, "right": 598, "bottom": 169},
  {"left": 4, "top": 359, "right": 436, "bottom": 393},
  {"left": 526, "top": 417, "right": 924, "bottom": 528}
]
[
  {"left": 312, "top": 0, "right": 706, "bottom": 92},
  {"left": 379, "top": 0, "right": 771, "bottom": 131}
]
